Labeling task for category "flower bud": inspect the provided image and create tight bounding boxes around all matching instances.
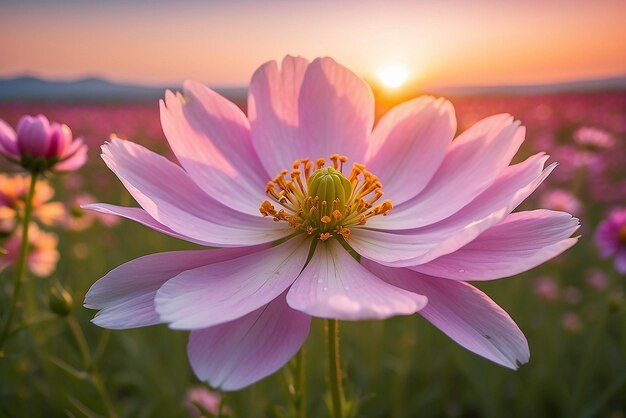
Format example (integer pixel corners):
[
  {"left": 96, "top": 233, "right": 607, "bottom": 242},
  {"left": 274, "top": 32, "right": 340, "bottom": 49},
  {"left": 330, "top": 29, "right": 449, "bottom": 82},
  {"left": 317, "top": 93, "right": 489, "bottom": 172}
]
[
  {"left": 49, "top": 285, "right": 74, "bottom": 317},
  {"left": 0, "top": 114, "right": 87, "bottom": 173},
  {"left": 16, "top": 115, "right": 51, "bottom": 158}
]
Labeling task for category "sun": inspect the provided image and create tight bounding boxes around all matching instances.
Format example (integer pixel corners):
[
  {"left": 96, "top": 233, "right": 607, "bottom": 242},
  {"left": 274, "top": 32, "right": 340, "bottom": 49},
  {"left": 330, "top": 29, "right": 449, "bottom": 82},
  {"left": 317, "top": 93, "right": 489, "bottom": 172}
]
[{"left": 377, "top": 63, "right": 409, "bottom": 89}]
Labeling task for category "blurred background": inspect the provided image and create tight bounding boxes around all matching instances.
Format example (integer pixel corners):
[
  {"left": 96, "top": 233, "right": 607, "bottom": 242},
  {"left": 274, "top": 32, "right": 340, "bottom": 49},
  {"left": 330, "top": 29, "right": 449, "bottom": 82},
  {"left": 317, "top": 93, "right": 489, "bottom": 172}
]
[{"left": 1, "top": 1, "right": 625, "bottom": 417}]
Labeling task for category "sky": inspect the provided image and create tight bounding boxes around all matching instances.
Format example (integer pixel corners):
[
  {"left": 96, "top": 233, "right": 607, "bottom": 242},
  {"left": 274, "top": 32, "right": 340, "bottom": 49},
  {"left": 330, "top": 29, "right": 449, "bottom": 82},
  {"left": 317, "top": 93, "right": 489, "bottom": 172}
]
[{"left": 1, "top": 0, "right": 625, "bottom": 89}]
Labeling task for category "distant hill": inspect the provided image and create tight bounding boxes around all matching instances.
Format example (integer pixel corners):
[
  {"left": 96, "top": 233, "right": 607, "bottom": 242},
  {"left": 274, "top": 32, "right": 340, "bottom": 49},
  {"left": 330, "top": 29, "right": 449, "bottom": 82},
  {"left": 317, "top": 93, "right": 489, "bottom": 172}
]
[
  {"left": 428, "top": 76, "right": 626, "bottom": 96},
  {"left": 0, "top": 74, "right": 625, "bottom": 102},
  {"left": 0, "top": 76, "right": 247, "bottom": 103}
]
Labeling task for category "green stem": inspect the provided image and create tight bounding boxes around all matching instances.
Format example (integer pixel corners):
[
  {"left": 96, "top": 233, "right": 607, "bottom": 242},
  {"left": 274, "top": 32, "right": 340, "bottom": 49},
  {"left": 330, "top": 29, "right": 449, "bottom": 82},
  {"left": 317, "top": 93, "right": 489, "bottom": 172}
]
[
  {"left": 0, "top": 171, "right": 38, "bottom": 350},
  {"left": 92, "top": 369, "right": 118, "bottom": 418},
  {"left": 568, "top": 304, "right": 609, "bottom": 417},
  {"left": 296, "top": 346, "right": 307, "bottom": 418},
  {"left": 67, "top": 315, "right": 118, "bottom": 418},
  {"left": 67, "top": 316, "right": 91, "bottom": 369},
  {"left": 216, "top": 392, "right": 225, "bottom": 418},
  {"left": 325, "top": 319, "right": 344, "bottom": 418}
]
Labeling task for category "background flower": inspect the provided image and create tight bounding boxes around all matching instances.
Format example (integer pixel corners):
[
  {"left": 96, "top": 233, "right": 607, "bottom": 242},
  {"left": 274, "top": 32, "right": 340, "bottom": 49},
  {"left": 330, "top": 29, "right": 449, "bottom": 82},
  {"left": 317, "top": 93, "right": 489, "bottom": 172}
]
[
  {"left": 0, "top": 223, "right": 59, "bottom": 277},
  {"left": 0, "top": 173, "right": 65, "bottom": 233},
  {"left": 595, "top": 207, "right": 626, "bottom": 273},
  {"left": 0, "top": 114, "right": 87, "bottom": 173}
]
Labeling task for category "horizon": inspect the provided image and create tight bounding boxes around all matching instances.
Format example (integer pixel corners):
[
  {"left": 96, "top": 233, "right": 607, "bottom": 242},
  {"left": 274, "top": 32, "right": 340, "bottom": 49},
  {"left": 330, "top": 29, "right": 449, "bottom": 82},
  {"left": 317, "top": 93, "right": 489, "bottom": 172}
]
[
  {"left": 3, "top": 71, "right": 626, "bottom": 92},
  {"left": 2, "top": 0, "right": 626, "bottom": 91}
]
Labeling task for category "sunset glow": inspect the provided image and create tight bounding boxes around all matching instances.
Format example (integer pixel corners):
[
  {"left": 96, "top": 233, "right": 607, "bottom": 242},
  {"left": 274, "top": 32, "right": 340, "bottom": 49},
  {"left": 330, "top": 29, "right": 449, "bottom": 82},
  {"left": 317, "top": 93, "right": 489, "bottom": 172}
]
[
  {"left": 0, "top": 1, "right": 625, "bottom": 88},
  {"left": 377, "top": 64, "right": 409, "bottom": 89}
]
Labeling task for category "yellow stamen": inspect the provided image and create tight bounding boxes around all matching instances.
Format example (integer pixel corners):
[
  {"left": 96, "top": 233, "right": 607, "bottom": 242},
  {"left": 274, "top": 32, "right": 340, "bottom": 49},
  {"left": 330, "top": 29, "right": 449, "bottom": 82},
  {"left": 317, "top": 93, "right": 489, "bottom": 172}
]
[
  {"left": 319, "top": 232, "right": 332, "bottom": 241},
  {"left": 260, "top": 155, "right": 393, "bottom": 241}
]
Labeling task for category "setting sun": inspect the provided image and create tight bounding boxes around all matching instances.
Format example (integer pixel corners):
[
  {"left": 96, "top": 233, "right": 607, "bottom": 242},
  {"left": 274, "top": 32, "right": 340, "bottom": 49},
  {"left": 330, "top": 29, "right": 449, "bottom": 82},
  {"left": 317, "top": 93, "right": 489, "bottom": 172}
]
[{"left": 377, "top": 63, "right": 409, "bottom": 89}]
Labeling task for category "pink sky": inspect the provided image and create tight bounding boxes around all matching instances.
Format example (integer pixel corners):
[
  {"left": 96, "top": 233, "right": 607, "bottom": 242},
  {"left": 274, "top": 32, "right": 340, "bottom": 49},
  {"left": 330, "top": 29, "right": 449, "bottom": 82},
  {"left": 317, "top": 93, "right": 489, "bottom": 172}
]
[{"left": 1, "top": 0, "right": 625, "bottom": 88}]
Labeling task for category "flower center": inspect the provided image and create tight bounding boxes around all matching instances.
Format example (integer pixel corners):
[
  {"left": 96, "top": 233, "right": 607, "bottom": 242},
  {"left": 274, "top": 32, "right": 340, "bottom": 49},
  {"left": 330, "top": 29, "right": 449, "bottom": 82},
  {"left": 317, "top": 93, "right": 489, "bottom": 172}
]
[{"left": 259, "top": 154, "right": 392, "bottom": 241}]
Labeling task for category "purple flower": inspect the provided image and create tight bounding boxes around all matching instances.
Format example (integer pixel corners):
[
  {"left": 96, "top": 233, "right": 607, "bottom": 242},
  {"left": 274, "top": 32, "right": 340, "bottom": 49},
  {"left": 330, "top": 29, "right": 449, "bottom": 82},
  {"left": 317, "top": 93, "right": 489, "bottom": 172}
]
[{"left": 595, "top": 207, "right": 626, "bottom": 273}]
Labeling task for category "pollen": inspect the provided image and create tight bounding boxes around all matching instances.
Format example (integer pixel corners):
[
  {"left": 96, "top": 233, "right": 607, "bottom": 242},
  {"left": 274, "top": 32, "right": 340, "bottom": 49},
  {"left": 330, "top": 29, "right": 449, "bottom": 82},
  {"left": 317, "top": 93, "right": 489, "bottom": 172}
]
[{"left": 259, "top": 155, "right": 393, "bottom": 241}]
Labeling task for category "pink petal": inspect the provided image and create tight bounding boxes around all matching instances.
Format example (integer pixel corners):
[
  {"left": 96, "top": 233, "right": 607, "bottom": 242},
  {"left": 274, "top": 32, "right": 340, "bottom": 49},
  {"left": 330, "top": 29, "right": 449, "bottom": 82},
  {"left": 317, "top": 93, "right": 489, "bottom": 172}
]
[
  {"left": 188, "top": 292, "right": 311, "bottom": 391},
  {"left": 287, "top": 239, "right": 427, "bottom": 320},
  {"left": 297, "top": 57, "right": 374, "bottom": 162},
  {"left": 351, "top": 154, "right": 555, "bottom": 266},
  {"left": 363, "top": 260, "right": 529, "bottom": 369},
  {"left": 46, "top": 123, "right": 72, "bottom": 158},
  {"left": 380, "top": 114, "right": 525, "bottom": 229},
  {"left": 160, "top": 82, "right": 267, "bottom": 215},
  {"left": 365, "top": 96, "right": 456, "bottom": 205},
  {"left": 83, "top": 204, "right": 209, "bottom": 246},
  {"left": 248, "top": 56, "right": 310, "bottom": 176},
  {"left": 0, "top": 119, "right": 18, "bottom": 157},
  {"left": 155, "top": 236, "right": 311, "bottom": 330},
  {"left": 60, "top": 136, "right": 84, "bottom": 158},
  {"left": 17, "top": 114, "right": 51, "bottom": 157},
  {"left": 55, "top": 141, "right": 87, "bottom": 171},
  {"left": 101, "top": 138, "right": 291, "bottom": 247},
  {"left": 412, "top": 210, "right": 579, "bottom": 280},
  {"left": 85, "top": 246, "right": 266, "bottom": 329}
]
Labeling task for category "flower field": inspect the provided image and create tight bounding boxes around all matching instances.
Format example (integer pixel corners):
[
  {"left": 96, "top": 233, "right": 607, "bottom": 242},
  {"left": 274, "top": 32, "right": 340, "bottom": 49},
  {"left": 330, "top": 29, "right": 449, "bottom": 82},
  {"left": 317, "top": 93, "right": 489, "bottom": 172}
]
[{"left": 1, "top": 89, "right": 625, "bottom": 418}]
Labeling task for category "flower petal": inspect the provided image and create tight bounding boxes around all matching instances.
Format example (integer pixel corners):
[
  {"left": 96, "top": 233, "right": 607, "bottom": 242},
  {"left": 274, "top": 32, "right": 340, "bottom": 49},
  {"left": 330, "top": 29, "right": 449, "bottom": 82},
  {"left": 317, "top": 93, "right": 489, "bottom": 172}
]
[
  {"left": 363, "top": 260, "right": 529, "bottom": 369},
  {"left": 352, "top": 154, "right": 555, "bottom": 266},
  {"left": 188, "top": 293, "right": 311, "bottom": 391},
  {"left": 365, "top": 96, "right": 456, "bottom": 205},
  {"left": 17, "top": 114, "right": 50, "bottom": 158},
  {"left": 380, "top": 114, "right": 525, "bottom": 228},
  {"left": 248, "top": 56, "right": 310, "bottom": 176},
  {"left": 412, "top": 210, "right": 580, "bottom": 280},
  {"left": 85, "top": 246, "right": 266, "bottom": 329},
  {"left": 83, "top": 203, "right": 208, "bottom": 245},
  {"left": 0, "top": 119, "right": 18, "bottom": 157},
  {"left": 297, "top": 57, "right": 374, "bottom": 162},
  {"left": 100, "top": 138, "right": 290, "bottom": 247},
  {"left": 55, "top": 141, "right": 87, "bottom": 172},
  {"left": 155, "top": 236, "right": 311, "bottom": 330},
  {"left": 287, "top": 239, "right": 427, "bottom": 320},
  {"left": 160, "top": 82, "right": 267, "bottom": 215}
]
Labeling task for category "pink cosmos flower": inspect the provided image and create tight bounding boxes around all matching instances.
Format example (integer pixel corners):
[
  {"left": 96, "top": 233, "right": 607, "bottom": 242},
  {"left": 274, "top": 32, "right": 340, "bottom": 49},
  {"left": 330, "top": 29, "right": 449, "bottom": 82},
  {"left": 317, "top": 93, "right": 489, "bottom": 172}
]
[
  {"left": 63, "top": 194, "right": 120, "bottom": 231},
  {"left": 595, "top": 207, "right": 626, "bottom": 273},
  {"left": 0, "top": 114, "right": 87, "bottom": 172},
  {"left": 585, "top": 268, "right": 608, "bottom": 291},
  {"left": 84, "top": 56, "right": 579, "bottom": 390},
  {"left": 0, "top": 224, "right": 59, "bottom": 277},
  {"left": 539, "top": 189, "right": 582, "bottom": 216},
  {"left": 183, "top": 386, "right": 230, "bottom": 417},
  {"left": 534, "top": 277, "right": 560, "bottom": 302},
  {"left": 573, "top": 126, "right": 615, "bottom": 150},
  {"left": 561, "top": 312, "right": 582, "bottom": 333}
]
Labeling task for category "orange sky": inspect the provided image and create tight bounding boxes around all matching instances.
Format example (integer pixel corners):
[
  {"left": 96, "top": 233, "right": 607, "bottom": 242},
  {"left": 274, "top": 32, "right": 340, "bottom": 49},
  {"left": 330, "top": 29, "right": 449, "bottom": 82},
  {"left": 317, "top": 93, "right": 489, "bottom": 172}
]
[{"left": 1, "top": 0, "right": 625, "bottom": 88}]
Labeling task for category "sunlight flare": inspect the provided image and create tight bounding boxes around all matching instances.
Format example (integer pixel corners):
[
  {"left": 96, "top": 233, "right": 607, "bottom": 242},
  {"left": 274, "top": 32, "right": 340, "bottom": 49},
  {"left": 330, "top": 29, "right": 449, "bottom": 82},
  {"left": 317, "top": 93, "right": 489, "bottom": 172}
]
[{"left": 377, "top": 63, "right": 409, "bottom": 89}]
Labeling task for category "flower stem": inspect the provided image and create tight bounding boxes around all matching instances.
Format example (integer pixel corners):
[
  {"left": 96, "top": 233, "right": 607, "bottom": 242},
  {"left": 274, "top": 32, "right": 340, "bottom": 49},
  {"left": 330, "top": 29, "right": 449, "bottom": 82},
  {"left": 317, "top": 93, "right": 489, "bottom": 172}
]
[
  {"left": 296, "top": 346, "right": 307, "bottom": 418},
  {"left": 67, "top": 316, "right": 91, "bottom": 369},
  {"left": 325, "top": 319, "right": 345, "bottom": 418},
  {"left": 0, "top": 171, "right": 38, "bottom": 350},
  {"left": 67, "top": 315, "right": 118, "bottom": 418},
  {"left": 92, "top": 369, "right": 118, "bottom": 418}
]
